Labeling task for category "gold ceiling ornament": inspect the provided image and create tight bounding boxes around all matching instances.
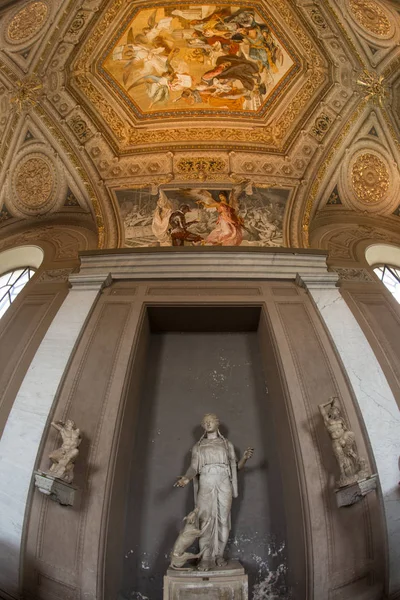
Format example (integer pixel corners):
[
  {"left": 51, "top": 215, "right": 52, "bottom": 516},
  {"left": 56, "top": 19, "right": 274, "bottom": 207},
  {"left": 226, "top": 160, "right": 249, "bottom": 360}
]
[
  {"left": 33, "top": 104, "right": 107, "bottom": 248},
  {"left": 348, "top": 0, "right": 391, "bottom": 37},
  {"left": 14, "top": 156, "right": 54, "bottom": 210},
  {"left": 10, "top": 76, "right": 43, "bottom": 111},
  {"left": 356, "top": 70, "right": 387, "bottom": 106},
  {"left": 176, "top": 158, "right": 226, "bottom": 181},
  {"left": 7, "top": 1, "right": 48, "bottom": 42},
  {"left": 351, "top": 153, "right": 389, "bottom": 204}
]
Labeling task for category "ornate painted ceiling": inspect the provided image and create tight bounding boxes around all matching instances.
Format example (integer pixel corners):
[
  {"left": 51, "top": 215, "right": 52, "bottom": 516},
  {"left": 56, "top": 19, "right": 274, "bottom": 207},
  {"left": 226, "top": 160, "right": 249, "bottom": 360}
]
[{"left": 0, "top": 0, "right": 399, "bottom": 260}]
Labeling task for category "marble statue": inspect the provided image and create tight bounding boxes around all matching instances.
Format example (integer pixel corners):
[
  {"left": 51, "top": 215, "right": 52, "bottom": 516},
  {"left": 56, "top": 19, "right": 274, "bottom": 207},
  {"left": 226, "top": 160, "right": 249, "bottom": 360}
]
[
  {"left": 319, "top": 397, "right": 368, "bottom": 487},
  {"left": 174, "top": 413, "right": 254, "bottom": 570},
  {"left": 170, "top": 508, "right": 209, "bottom": 570},
  {"left": 48, "top": 420, "right": 81, "bottom": 484}
]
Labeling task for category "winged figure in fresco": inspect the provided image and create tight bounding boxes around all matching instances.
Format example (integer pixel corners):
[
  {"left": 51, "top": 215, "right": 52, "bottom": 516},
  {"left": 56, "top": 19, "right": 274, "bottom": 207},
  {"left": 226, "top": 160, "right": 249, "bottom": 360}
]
[
  {"left": 142, "top": 9, "right": 173, "bottom": 44},
  {"left": 178, "top": 181, "right": 252, "bottom": 246}
]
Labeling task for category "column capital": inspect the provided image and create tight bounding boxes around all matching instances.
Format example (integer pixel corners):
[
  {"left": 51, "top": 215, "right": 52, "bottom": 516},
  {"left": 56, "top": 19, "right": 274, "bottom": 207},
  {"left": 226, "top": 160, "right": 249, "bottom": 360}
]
[
  {"left": 295, "top": 272, "right": 339, "bottom": 291},
  {"left": 68, "top": 272, "right": 112, "bottom": 291}
]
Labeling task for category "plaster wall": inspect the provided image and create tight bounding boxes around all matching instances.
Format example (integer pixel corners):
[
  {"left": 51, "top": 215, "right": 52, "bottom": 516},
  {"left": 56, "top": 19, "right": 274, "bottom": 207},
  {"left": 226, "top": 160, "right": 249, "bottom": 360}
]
[{"left": 20, "top": 274, "right": 385, "bottom": 600}]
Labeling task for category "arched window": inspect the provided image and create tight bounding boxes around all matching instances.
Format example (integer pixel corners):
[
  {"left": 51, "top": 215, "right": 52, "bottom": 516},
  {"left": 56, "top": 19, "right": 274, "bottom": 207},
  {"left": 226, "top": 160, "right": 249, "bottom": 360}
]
[
  {"left": 0, "top": 268, "right": 36, "bottom": 318},
  {"left": 0, "top": 245, "right": 44, "bottom": 319},
  {"left": 373, "top": 265, "right": 400, "bottom": 303},
  {"left": 366, "top": 244, "right": 400, "bottom": 304}
]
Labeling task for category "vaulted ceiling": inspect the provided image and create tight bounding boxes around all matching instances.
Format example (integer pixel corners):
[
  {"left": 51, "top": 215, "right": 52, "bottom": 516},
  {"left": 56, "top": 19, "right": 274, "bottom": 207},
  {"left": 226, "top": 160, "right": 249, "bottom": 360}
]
[{"left": 0, "top": 0, "right": 399, "bottom": 261}]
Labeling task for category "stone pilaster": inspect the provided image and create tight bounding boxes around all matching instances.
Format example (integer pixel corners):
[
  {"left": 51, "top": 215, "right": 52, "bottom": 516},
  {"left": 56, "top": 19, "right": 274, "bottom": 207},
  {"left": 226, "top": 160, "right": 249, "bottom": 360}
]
[
  {"left": 297, "top": 272, "right": 400, "bottom": 597},
  {"left": 0, "top": 273, "right": 110, "bottom": 598}
]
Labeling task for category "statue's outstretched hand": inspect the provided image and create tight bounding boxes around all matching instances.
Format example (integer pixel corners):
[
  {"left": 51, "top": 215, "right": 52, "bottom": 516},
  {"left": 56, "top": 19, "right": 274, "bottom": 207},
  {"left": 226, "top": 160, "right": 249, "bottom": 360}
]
[
  {"left": 243, "top": 447, "right": 254, "bottom": 460},
  {"left": 174, "top": 476, "right": 189, "bottom": 488}
]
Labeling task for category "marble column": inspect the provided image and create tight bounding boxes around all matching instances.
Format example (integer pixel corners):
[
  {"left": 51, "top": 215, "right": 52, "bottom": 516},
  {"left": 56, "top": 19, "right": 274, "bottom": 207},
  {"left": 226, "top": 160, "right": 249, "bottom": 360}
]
[
  {"left": 0, "top": 273, "right": 110, "bottom": 598},
  {"left": 297, "top": 273, "right": 400, "bottom": 597}
]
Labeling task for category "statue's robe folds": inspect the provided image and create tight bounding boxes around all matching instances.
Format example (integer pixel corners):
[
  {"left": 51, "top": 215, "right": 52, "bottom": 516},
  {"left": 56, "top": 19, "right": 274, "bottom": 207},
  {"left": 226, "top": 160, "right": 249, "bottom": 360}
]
[{"left": 190, "top": 436, "right": 238, "bottom": 559}]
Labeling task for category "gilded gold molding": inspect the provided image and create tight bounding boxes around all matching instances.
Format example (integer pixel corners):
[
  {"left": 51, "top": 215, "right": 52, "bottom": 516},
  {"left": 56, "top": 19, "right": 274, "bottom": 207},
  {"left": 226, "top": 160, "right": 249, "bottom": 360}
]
[
  {"left": 323, "top": 0, "right": 366, "bottom": 69},
  {"left": 301, "top": 98, "right": 369, "bottom": 244},
  {"left": 176, "top": 158, "right": 226, "bottom": 181},
  {"left": 33, "top": 105, "right": 106, "bottom": 247}
]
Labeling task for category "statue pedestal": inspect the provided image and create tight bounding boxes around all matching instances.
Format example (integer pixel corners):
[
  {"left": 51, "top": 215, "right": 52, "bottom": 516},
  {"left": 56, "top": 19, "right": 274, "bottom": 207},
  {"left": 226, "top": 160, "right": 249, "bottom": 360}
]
[
  {"left": 163, "top": 561, "right": 248, "bottom": 600},
  {"left": 34, "top": 470, "right": 77, "bottom": 506},
  {"left": 335, "top": 474, "right": 378, "bottom": 507}
]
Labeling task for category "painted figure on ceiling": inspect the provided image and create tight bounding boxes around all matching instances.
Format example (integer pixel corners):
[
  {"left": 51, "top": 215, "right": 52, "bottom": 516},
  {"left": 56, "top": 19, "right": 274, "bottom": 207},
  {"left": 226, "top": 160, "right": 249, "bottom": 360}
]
[
  {"left": 168, "top": 204, "right": 203, "bottom": 246},
  {"left": 107, "top": 4, "right": 290, "bottom": 113}
]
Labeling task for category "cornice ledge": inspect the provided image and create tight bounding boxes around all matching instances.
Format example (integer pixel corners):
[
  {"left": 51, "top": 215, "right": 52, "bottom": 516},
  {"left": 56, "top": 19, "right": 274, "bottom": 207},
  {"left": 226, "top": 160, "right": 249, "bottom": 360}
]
[
  {"left": 76, "top": 250, "right": 330, "bottom": 281},
  {"left": 295, "top": 272, "right": 339, "bottom": 290},
  {"left": 69, "top": 272, "right": 112, "bottom": 291}
]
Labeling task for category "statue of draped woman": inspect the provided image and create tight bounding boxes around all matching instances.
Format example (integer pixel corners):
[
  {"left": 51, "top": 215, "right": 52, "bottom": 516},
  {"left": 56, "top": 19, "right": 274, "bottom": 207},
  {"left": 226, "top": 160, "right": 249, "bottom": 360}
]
[{"left": 174, "top": 413, "right": 253, "bottom": 570}]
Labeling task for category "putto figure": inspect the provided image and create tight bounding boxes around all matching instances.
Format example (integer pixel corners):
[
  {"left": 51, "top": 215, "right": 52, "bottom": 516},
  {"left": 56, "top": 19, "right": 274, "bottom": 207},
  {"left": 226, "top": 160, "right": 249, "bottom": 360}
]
[
  {"left": 174, "top": 413, "right": 253, "bottom": 570},
  {"left": 48, "top": 420, "right": 82, "bottom": 484},
  {"left": 319, "top": 397, "right": 368, "bottom": 487}
]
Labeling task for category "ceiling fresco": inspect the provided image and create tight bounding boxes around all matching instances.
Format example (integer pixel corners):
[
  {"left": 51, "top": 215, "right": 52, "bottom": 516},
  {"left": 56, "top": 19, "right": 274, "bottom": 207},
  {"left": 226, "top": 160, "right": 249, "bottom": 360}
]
[
  {"left": 100, "top": 4, "right": 297, "bottom": 117},
  {"left": 0, "top": 0, "right": 399, "bottom": 254},
  {"left": 69, "top": 0, "right": 328, "bottom": 153},
  {"left": 116, "top": 184, "right": 289, "bottom": 247}
]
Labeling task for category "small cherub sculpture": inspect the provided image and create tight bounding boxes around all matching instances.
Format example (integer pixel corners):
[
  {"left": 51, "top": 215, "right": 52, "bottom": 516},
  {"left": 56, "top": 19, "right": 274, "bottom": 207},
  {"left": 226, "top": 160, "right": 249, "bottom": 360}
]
[
  {"left": 170, "top": 508, "right": 209, "bottom": 570},
  {"left": 48, "top": 420, "right": 81, "bottom": 484},
  {"left": 319, "top": 397, "right": 368, "bottom": 487}
]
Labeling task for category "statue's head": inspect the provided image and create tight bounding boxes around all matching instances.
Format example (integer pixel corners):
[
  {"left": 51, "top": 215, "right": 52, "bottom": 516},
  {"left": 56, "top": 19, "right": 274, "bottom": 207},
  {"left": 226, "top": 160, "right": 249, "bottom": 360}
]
[
  {"left": 201, "top": 413, "right": 220, "bottom": 433},
  {"left": 65, "top": 419, "right": 75, "bottom": 430},
  {"left": 218, "top": 192, "right": 228, "bottom": 203},
  {"left": 328, "top": 406, "right": 340, "bottom": 419}
]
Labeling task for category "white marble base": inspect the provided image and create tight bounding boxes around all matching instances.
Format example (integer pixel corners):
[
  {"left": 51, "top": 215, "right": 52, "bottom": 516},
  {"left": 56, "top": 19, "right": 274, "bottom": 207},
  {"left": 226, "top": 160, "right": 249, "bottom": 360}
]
[
  {"left": 34, "top": 471, "right": 77, "bottom": 506},
  {"left": 164, "top": 561, "right": 248, "bottom": 600},
  {"left": 335, "top": 474, "right": 378, "bottom": 507}
]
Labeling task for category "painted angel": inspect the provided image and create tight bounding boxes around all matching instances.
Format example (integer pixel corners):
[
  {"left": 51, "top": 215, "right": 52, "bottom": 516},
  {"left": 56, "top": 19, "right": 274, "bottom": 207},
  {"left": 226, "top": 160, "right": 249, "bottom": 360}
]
[{"left": 179, "top": 182, "right": 252, "bottom": 246}]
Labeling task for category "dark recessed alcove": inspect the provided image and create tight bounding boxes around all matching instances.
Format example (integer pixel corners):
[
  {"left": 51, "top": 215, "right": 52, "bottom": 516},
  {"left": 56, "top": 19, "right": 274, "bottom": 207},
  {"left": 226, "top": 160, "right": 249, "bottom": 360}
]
[{"left": 105, "top": 305, "right": 304, "bottom": 600}]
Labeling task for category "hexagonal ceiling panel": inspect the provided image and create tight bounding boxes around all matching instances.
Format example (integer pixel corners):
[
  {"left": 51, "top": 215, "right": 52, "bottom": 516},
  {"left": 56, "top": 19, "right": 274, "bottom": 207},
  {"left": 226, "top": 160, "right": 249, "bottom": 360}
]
[
  {"left": 69, "top": 0, "right": 330, "bottom": 153},
  {"left": 99, "top": 4, "right": 299, "bottom": 118}
]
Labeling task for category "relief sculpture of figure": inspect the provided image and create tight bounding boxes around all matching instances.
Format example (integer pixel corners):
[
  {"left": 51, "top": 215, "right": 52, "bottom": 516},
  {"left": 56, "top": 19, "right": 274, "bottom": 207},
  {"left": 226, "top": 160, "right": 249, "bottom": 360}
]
[
  {"left": 48, "top": 420, "right": 82, "bottom": 484},
  {"left": 174, "top": 413, "right": 254, "bottom": 570},
  {"left": 319, "top": 397, "right": 368, "bottom": 487}
]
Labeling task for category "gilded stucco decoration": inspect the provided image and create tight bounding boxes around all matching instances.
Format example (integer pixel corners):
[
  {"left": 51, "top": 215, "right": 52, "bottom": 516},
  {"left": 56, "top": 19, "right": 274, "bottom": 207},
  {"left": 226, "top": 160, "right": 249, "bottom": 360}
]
[
  {"left": 14, "top": 156, "right": 54, "bottom": 209},
  {"left": 351, "top": 153, "right": 389, "bottom": 204},
  {"left": 348, "top": 0, "right": 392, "bottom": 38},
  {"left": 6, "top": 1, "right": 49, "bottom": 44},
  {"left": 356, "top": 70, "right": 387, "bottom": 106},
  {"left": 176, "top": 157, "right": 226, "bottom": 180},
  {"left": 6, "top": 145, "right": 67, "bottom": 219},
  {"left": 10, "top": 76, "right": 43, "bottom": 111}
]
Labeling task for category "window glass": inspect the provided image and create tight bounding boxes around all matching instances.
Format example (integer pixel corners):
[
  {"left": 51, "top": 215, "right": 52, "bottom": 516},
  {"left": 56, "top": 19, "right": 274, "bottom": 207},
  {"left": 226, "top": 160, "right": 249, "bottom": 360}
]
[
  {"left": 0, "top": 268, "right": 35, "bottom": 319},
  {"left": 374, "top": 265, "right": 400, "bottom": 304}
]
